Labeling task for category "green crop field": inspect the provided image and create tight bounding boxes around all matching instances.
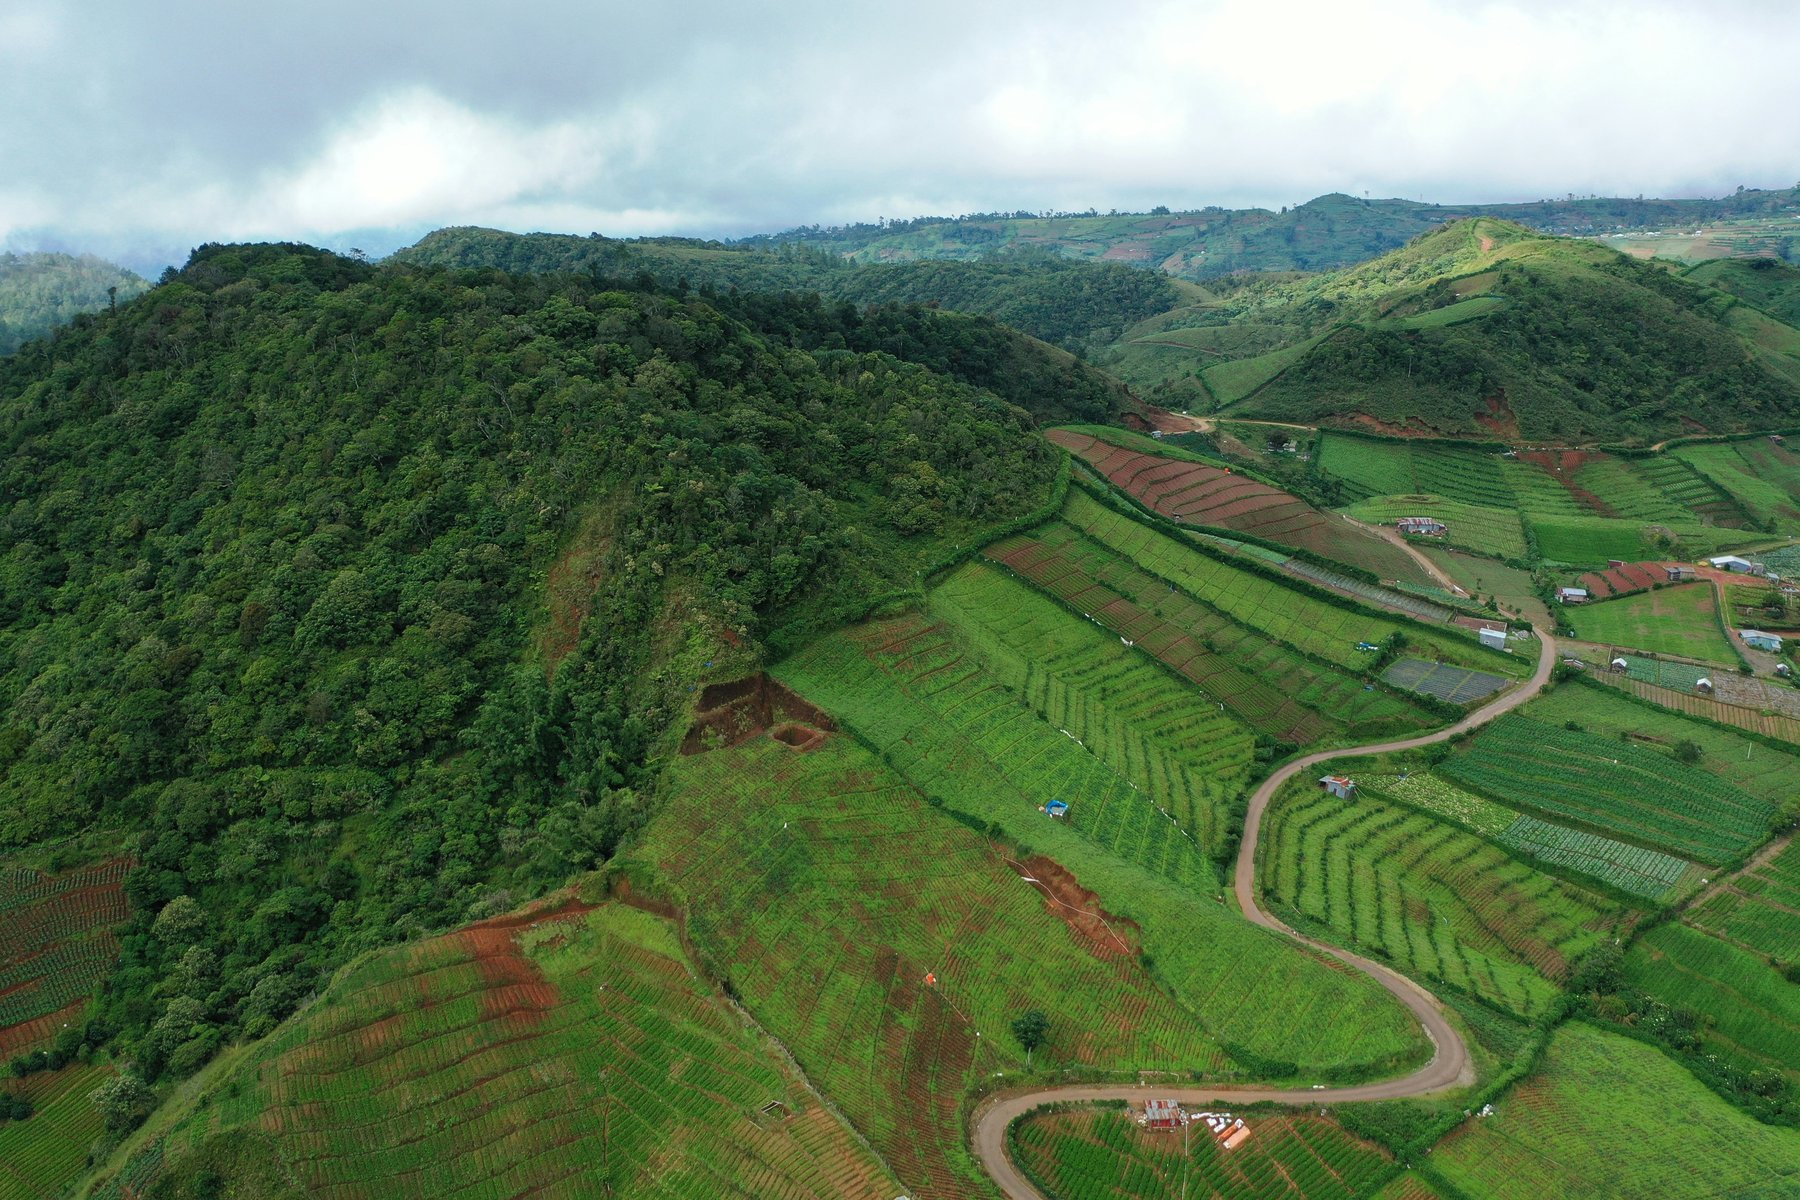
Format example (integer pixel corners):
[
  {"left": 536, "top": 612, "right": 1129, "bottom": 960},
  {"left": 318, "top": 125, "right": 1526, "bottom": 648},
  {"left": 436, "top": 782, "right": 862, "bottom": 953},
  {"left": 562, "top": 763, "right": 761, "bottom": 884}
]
[
  {"left": 1430, "top": 1023, "right": 1800, "bottom": 1199},
  {"left": 780, "top": 608, "right": 1227, "bottom": 884},
  {"left": 0, "top": 1062, "right": 112, "bottom": 1200},
  {"left": 1441, "top": 715, "right": 1777, "bottom": 866},
  {"left": 1058, "top": 489, "right": 1514, "bottom": 678},
  {"left": 928, "top": 565, "right": 1255, "bottom": 855},
  {"left": 95, "top": 901, "right": 903, "bottom": 1200},
  {"left": 1368, "top": 773, "right": 1516, "bottom": 836},
  {"left": 1674, "top": 442, "right": 1800, "bottom": 529},
  {"left": 1623, "top": 922, "right": 1800, "bottom": 1079},
  {"left": 1624, "top": 454, "right": 1747, "bottom": 526},
  {"left": 1315, "top": 438, "right": 1517, "bottom": 509},
  {"left": 1262, "top": 785, "right": 1620, "bottom": 1016},
  {"left": 637, "top": 736, "right": 1425, "bottom": 1195},
  {"left": 1204, "top": 335, "right": 1329, "bottom": 404},
  {"left": 1342, "top": 496, "right": 1529, "bottom": 561},
  {"left": 985, "top": 524, "right": 1441, "bottom": 743},
  {"left": 0, "top": 858, "right": 131, "bottom": 1057},
  {"left": 1495, "top": 816, "right": 1692, "bottom": 900},
  {"left": 1564, "top": 583, "right": 1736, "bottom": 663},
  {"left": 1012, "top": 1107, "right": 1393, "bottom": 1200},
  {"left": 1387, "top": 294, "right": 1507, "bottom": 329},
  {"left": 1687, "top": 836, "right": 1800, "bottom": 962}
]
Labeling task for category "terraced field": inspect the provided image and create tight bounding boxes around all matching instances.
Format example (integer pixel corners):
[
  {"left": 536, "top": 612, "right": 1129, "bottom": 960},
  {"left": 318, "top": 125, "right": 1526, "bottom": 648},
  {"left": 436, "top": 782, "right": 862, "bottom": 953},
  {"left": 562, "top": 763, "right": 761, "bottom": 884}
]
[
  {"left": 1430, "top": 1023, "right": 1800, "bottom": 1199},
  {"left": 1261, "top": 786, "right": 1619, "bottom": 1017},
  {"left": 1564, "top": 583, "right": 1736, "bottom": 663},
  {"left": 1686, "top": 836, "right": 1800, "bottom": 962},
  {"left": 1058, "top": 489, "right": 1511, "bottom": 677},
  {"left": 1315, "top": 437, "right": 1514, "bottom": 509},
  {"left": 0, "top": 1062, "right": 113, "bottom": 1200},
  {"left": 1342, "top": 495, "right": 1528, "bottom": 561},
  {"left": 1440, "top": 715, "right": 1776, "bottom": 866},
  {"left": 1572, "top": 560, "right": 1669, "bottom": 599},
  {"left": 0, "top": 858, "right": 131, "bottom": 1057},
  {"left": 1012, "top": 1107, "right": 1393, "bottom": 1200},
  {"left": 1674, "top": 441, "right": 1800, "bottom": 528},
  {"left": 1622, "top": 922, "right": 1800, "bottom": 1080},
  {"left": 1050, "top": 430, "right": 1430, "bottom": 583},
  {"left": 984, "top": 527, "right": 1436, "bottom": 744},
  {"left": 96, "top": 901, "right": 901, "bottom": 1200},
  {"left": 1591, "top": 671, "right": 1800, "bottom": 744}
]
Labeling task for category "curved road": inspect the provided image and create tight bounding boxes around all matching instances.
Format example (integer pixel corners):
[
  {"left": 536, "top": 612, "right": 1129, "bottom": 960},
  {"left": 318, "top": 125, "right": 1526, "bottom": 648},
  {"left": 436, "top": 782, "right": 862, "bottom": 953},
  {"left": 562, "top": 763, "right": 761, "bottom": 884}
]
[{"left": 972, "top": 630, "right": 1559, "bottom": 1199}]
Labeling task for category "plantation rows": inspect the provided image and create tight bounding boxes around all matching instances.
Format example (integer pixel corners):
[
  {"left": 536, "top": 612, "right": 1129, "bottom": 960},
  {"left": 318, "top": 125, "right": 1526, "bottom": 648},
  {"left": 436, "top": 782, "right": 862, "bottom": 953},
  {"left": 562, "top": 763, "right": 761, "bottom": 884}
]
[
  {"left": 786, "top": 617, "right": 1222, "bottom": 889},
  {"left": 1060, "top": 489, "right": 1499, "bottom": 675},
  {"left": 931, "top": 565, "right": 1254, "bottom": 854},
  {"left": 0, "top": 880, "right": 129, "bottom": 963},
  {"left": 0, "top": 930, "right": 120, "bottom": 1030},
  {"left": 1623, "top": 923, "right": 1800, "bottom": 1079},
  {"left": 1674, "top": 442, "right": 1800, "bottom": 529},
  {"left": 1618, "top": 655, "right": 1709, "bottom": 692},
  {"left": 1496, "top": 816, "right": 1692, "bottom": 900},
  {"left": 1575, "top": 560, "right": 1668, "bottom": 600},
  {"left": 1343, "top": 496, "right": 1529, "bottom": 561},
  {"left": 646, "top": 738, "right": 1234, "bottom": 1197},
  {"left": 0, "top": 858, "right": 130, "bottom": 915},
  {"left": 1013, "top": 1109, "right": 1391, "bottom": 1200},
  {"left": 1431, "top": 1023, "right": 1800, "bottom": 1199},
  {"left": 1261, "top": 789, "right": 1615, "bottom": 1016},
  {"left": 1569, "top": 457, "right": 1697, "bottom": 524},
  {"left": 1441, "top": 716, "right": 1775, "bottom": 866},
  {"left": 144, "top": 906, "right": 901, "bottom": 1200},
  {"left": 1686, "top": 837, "right": 1800, "bottom": 960},
  {"left": 1588, "top": 670, "right": 1800, "bottom": 746},
  {"left": 1279, "top": 559, "right": 1455, "bottom": 623},
  {"left": 0, "top": 1062, "right": 112, "bottom": 1200},
  {"left": 1381, "top": 659, "right": 1509, "bottom": 704},
  {"left": 1628, "top": 455, "right": 1743, "bottom": 525},
  {"left": 1315, "top": 436, "right": 1515, "bottom": 510}
]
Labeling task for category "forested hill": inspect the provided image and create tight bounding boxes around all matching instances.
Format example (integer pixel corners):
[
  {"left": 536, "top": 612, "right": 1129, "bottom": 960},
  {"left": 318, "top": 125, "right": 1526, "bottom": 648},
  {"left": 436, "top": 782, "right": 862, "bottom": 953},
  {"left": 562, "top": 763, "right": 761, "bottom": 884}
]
[
  {"left": 396, "top": 225, "right": 1183, "bottom": 361},
  {"left": 0, "top": 250, "right": 149, "bottom": 354},
  {"left": 1175, "top": 219, "right": 1800, "bottom": 443},
  {"left": 0, "top": 243, "right": 1063, "bottom": 1084}
]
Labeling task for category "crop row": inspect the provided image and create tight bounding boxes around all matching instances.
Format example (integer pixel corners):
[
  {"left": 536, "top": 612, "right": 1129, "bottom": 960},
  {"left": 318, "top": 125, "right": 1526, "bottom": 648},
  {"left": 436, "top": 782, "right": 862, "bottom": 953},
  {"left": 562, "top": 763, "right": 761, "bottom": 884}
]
[
  {"left": 1496, "top": 816, "right": 1692, "bottom": 900},
  {"left": 1686, "top": 837, "right": 1800, "bottom": 960},
  {"left": 1315, "top": 436, "right": 1516, "bottom": 510},
  {"left": 0, "top": 1062, "right": 113, "bottom": 1200},
  {"left": 1014, "top": 1108, "right": 1391, "bottom": 1200},
  {"left": 1441, "top": 716, "right": 1775, "bottom": 866},
  {"left": 0, "top": 931, "right": 120, "bottom": 1030},
  {"left": 1262, "top": 788, "right": 1618, "bottom": 1016},
  {"left": 1623, "top": 923, "right": 1800, "bottom": 1079},
  {"left": 1060, "top": 489, "right": 1503, "bottom": 675},
  {"left": 0, "top": 859, "right": 131, "bottom": 916}
]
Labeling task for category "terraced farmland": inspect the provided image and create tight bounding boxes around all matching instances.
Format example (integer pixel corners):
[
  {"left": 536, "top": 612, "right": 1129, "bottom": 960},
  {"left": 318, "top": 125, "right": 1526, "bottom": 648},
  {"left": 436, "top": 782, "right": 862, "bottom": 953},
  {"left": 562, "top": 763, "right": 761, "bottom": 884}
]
[
  {"left": 1342, "top": 495, "right": 1528, "bottom": 561},
  {"left": 1442, "top": 716, "right": 1776, "bottom": 865},
  {"left": 1572, "top": 560, "right": 1669, "bottom": 600},
  {"left": 1380, "top": 659, "right": 1511, "bottom": 704},
  {"left": 1049, "top": 429, "right": 1430, "bottom": 583},
  {"left": 1431, "top": 1023, "right": 1800, "bottom": 1200},
  {"left": 99, "top": 901, "right": 903, "bottom": 1200},
  {"left": 1495, "top": 817, "right": 1692, "bottom": 900},
  {"left": 1012, "top": 1108, "right": 1392, "bottom": 1200},
  {"left": 1059, "top": 489, "right": 1511, "bottom": 676},
  {"left": 0, "top": 858, "right": 131, "bottom": 1056},
  {"left": 1262, "top": 786, "right": 1619, "bottom": 1016},
  {"left": 1674, "top": 441, "right": 1800, "bottom": 528},
  {"left": 641, "top": 736, "right": 1423, "bottom": 1195},
  {"left": 1315, "top": 437, "right": 1515, "bottom": 509},
  {"left": 1565, "top": 583, "right": 1736, "bottom": 663},
  {"left": 1622, "top": 922, "right": 1800, "bottom": 1079},
  {"left": 0, "top": 1062, "right": 113, "bottom": 1200},
  {"left": 984, "top": 526, "right": 1437, "bottom": 743},
  {"left": 1687, "top": 836, "right": 1800, "bottom": 962}
]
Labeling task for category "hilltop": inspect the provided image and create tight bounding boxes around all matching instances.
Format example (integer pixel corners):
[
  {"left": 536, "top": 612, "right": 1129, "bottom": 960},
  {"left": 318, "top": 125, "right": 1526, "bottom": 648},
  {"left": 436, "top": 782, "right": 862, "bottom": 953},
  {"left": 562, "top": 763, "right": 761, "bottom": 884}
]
[
  {"left": 0, "top": 251, "right": 149, "bottom": 355},
  {"left": 1122, "top": 219, "right": 1800, "bottom": 443}
]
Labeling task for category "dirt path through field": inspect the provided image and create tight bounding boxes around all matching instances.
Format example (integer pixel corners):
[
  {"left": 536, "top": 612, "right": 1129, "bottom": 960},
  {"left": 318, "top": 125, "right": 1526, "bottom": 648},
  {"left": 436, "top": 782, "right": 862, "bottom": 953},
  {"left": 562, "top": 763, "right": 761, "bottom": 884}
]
[
  {"left": 1339, "top": 513, "right": 1468, "bottom": 595},
  {"left": 970, "top": 630, "right": 1560, "bottom": 1199}
]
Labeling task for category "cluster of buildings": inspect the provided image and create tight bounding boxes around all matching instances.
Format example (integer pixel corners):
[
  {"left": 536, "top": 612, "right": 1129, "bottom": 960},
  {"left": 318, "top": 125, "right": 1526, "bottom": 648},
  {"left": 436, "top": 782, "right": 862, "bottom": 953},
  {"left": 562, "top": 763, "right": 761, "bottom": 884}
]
[{"left": 1139, "top": 1100, "right": 1252, "bottom": 1149}]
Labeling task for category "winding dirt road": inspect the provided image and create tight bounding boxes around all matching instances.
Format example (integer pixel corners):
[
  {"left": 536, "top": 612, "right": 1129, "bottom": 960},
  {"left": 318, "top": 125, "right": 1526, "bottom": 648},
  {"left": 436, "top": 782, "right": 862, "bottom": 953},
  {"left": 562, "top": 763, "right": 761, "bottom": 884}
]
[{"left": 971, "top": 631, "right": 1559, "bottom": 1199}]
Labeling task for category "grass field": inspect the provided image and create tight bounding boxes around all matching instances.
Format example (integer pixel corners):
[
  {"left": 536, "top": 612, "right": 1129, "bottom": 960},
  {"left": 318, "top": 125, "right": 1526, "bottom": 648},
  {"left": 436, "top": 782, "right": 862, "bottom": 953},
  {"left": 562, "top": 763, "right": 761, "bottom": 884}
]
[
  {"left": 1687, "top": 836, "right": 1800, "bottom": 963},
  {"left": 1622, "top": 922, "right": 1800, "bottom": 1080},
  {"left": 1051, "top": 430, "right": 1431, "bottom": 583},
  {"left": 0, "top": 1062, "right": 113, "bottom": 1200},
  {"left": 1440, "top": 715, "right": 1777, "bottom": 866},
  {"left": 1430, "top": 1023, "right": 1800, "bottom": 1199},
  {"left": 1203, "top": 335, "right": 1330, "bottom": 404},
  {"left": 1564, "top": 583, "right": 1736, "bottom": 663},
  {"left": 1262, "top": 784, "right": 1620, "bottom": 1017},
  {"left": 1057, "top": 489, "right": 1514, "bottom": 678},
  {"left": 0, "top": 858, "right": 131, "bottom": 1057},
  {"left": 96, "top": 900, "right": 903, "bottom": 1200},
  {"left": 984, "top": 525, "right": 1441, "bottom": 743},
  {"left": 1342, "top": 496, "right": 1528, "bottom": 561},
  {"left": 1012, "top": 1107, "right": 1394, "bottom": 1200}
]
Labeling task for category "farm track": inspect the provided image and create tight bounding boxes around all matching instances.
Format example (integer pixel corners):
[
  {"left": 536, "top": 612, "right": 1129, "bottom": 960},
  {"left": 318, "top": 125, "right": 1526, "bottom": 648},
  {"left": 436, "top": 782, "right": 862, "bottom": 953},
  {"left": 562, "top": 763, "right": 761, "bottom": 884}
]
[{"left": 970, "top": 629, "right": 1559, "bottom": 1199}]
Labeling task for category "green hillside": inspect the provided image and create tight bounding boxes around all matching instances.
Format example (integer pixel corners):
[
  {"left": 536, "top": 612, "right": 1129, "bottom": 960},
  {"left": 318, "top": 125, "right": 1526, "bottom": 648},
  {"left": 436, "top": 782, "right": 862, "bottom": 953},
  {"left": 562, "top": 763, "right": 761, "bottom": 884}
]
[
  {"left": 0, "top": 252, "right": 149, "bottom": 355},
  {"left": 1222, "top": 220, "right": 1800, "bottom": 442},
  {"left": 1687, "top": 257, "right": 1800, "bottom": 325}
]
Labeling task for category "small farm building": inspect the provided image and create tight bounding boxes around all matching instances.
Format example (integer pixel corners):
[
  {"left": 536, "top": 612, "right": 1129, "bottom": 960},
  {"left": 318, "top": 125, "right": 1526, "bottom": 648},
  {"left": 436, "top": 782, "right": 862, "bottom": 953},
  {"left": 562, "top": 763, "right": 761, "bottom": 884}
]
[
  {"left": 1194, "top": 1111, "right": 1252, "bottom": 1148},
  {"left": 1320, "top": 775, "right": 1356, "bottom": 800},
  {"left": 1711, "top": 556, "right": 1767, "bottom": 575},
  {"left": 1778, "top": 663, "right": 1793, "bottom": 678},
  {"left": 1479, "top": 627, "right": 1507, "bottom": 651},
  {"left": 1045, "top": 799, "right": 1069, "bottom": 819},
  {"left": 1611, "top": 657, "right": 1629, "bottom": 671},
  {"left": 1222, "top": 1124, "right": 1252, "bottom": 1150},
  {"left": 1665, "top": 565, "right": 1696, "bottom": 582},
  {"left": 1557, "top": 587, "right": 1590, "bottom": 604},
  {"left": 1396, "top": 516, "right": 1447, "bottom": 536},
  {"left": 1741, "top": 630, "right": 1784, "bottom": 652},
  {"left": 1696, "top": 677, "right": 1714, "bottom": 694},
  {"left": 1142, "top": 1099, "right": 1186, "bottom": 1129}
]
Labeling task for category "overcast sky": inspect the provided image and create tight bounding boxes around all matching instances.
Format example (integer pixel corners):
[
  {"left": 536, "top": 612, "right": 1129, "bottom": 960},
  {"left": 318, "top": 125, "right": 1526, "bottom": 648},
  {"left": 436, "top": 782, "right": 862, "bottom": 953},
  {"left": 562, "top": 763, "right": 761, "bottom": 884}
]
[{"left": 5, "top": 0, "right": 1798, "bottom": 273}]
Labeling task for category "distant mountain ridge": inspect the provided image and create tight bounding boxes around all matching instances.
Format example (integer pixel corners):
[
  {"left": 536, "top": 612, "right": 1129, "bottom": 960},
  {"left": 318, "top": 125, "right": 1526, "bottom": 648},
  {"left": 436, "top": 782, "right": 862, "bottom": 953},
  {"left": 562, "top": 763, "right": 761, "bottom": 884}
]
[{"left": 0, "top": 251, "right": 149, "bottom": 354}]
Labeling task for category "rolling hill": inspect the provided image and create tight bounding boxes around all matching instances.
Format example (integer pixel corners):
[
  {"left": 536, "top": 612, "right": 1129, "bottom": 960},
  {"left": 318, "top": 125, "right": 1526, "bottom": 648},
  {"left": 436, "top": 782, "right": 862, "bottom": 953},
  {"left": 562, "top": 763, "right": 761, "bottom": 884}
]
[{"left": 0, "top": 251, "right": 149, "bottom": 355}]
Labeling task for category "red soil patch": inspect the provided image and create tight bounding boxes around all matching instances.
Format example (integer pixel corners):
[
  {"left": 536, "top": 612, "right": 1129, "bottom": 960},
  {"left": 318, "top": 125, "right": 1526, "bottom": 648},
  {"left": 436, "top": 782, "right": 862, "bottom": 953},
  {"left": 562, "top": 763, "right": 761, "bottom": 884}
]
[
  {"left": 682, "top": 673, "right": 836, "bottom": 755},
  {"left": 1518, "top": 449, "right": 1616, "bottom": 516},
  {"left": 1011, "top": 856, "right": 1139, "bottom": 961},
  {"left": 1144, "top": 408, "right": 1210, "bottom": 434},
  {"left": 1473, "top": 391, "right": 1519, "bottom": 439},
  {"left": 1342, "top": 413, "right": 1428, "bottom": 437},
  {"left": 769, "top": 722, "right": 827, "bottom": 751},
  {"left": 0, "top": 999, "right": 87, "bottom": 1058}
]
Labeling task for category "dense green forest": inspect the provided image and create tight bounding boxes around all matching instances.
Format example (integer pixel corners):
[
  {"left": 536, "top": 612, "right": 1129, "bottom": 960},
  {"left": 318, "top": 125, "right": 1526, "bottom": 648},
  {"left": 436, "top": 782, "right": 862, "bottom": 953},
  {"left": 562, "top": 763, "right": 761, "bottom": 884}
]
[
  {"left": 397, "top": 227, "right": 1183, "bottom": 359},
  {"left": 0, "top": 243, "right": 1068, "bottom": 1099},
  {"left": 0, "top": 251, "right": 149, "bottom": 355}
]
